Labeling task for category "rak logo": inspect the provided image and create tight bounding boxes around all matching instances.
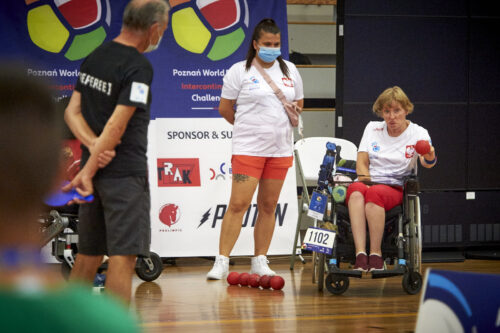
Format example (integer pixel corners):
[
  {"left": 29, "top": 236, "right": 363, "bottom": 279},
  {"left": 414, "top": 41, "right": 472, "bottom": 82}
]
[
  {"left": 405, "top": 145, "right": 415, "bottom": 158},
  {"left": 159, "top": 203, "right": 180, "bottom": 227},
  {"left": 157, "top": 158, "right": 201, "bottom": 187}
]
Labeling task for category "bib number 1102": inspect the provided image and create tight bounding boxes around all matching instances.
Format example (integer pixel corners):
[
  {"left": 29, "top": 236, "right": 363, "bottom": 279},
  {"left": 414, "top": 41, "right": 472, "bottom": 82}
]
[
  {"left": 308, "top": 229, "right": 330, "bottom": 245},
  {"left": 302, "top": 227, "right": 335, "bottom": 255}
]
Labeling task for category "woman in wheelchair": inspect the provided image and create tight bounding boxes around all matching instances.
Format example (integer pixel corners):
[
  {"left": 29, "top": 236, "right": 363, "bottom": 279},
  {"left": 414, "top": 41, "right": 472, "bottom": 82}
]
[{"left": 346, "top": 86, "right": 436, "bottom": 272}]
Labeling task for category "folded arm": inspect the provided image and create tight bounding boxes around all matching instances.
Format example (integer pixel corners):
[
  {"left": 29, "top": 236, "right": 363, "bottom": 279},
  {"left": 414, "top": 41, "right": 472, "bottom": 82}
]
[
  {"left": 64, "top": 92, "right": 116, "bottom": 168},
  {"left": 64, "top": 104, "right": 136, "bottom": 200}
]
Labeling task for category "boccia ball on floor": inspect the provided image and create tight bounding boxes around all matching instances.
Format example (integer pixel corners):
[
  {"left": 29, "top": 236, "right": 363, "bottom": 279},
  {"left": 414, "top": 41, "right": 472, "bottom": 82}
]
[
  {"left": 248, "top": 274, "right": 260, "bottom": 288},
  {"left": 227, "top": 272, "right": 240, "bottom": 285},
  {"left": 239, "top": 272, "right": 250, "bottom": 286},
  {"left": 259, "top": 275, "right": 271, "bottom": 289},
  {"left": 270, "top": 276, "right": 285, "bottom": 290}
]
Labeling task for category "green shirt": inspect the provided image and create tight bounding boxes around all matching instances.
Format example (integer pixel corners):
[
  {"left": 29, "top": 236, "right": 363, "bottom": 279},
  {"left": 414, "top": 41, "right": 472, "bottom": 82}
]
[{"left": 0, "top": 283, "right": 140, "bottom": 333}]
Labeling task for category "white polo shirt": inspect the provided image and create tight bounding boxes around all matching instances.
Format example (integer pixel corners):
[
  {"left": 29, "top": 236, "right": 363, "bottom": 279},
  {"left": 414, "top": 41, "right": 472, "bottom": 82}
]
[
  {"left": 221, "top": 59, "right": 304, "bottom": 157},
  {"left": 358, "top": 121, "right": 432, "bottom": 185}
]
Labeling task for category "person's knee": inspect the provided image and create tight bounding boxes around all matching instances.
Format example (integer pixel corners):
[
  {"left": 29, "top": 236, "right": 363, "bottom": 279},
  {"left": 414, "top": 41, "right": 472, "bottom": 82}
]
[
  {"left": 108, "top": 255, "right": 136, "bottom": 264},
  {"left": 348, "top": 191, "right": 365, "bottom": 206},
  {"left": 227, "top": 200, "right": 251, "bottom": 215},
  {"left": 350, "top": 191, "right": 364, "bottom": 201},
  {"left": 257, "top": 199, "right": 277, "bottom": 216},
  {"left": 108, "top": 255, "right": 137, "bottom": 271},
  {"left": 346, "top": 182, "right": 368, "bottom": 205}
]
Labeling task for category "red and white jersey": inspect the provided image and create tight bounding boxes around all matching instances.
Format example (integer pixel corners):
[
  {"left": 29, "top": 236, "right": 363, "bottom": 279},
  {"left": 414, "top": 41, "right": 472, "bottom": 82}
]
[
  {"left": 221, "top": 59, "right": 304, "bottom": 157},
  {"left": 358, "top": 121, "right": 432, "bottom": 186}
]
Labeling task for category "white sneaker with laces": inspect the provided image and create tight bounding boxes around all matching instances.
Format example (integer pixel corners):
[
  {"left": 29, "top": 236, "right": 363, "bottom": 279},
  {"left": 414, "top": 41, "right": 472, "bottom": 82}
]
[
  {"left": 250, "top": 255, "right": 276, "bottom": 276},
  {"left": 206, "top": 255, "right": 229, "bottom": 280}
]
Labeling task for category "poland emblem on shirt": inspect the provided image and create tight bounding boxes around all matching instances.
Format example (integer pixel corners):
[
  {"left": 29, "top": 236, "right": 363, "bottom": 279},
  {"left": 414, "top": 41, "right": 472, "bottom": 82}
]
[{"left": 406, "top": 145, "right": 415, "bottom": 158}]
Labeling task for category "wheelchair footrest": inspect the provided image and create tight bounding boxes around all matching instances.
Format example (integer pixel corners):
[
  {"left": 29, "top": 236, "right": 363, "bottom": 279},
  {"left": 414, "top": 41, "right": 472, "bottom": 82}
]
[
  {"left": 371, "top": 266, "right": 406, "bottom": 279},
  {"left": 327, "top": 267, "right": 363, "bottom": 278}
]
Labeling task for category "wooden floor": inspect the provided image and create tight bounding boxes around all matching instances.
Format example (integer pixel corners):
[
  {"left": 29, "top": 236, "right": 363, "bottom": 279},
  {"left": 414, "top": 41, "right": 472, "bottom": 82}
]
[{"left": 131, "top": 256, "right": 500, "bottom": 333}]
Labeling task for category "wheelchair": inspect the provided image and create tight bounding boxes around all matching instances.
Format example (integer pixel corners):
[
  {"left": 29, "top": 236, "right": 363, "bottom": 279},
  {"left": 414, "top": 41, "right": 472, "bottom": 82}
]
[
  {"left": 39, "top": 207, "right": 164, "bottom": 282},
  {"left": 310, "top": 142, "right": 423, "bottom": 295}
]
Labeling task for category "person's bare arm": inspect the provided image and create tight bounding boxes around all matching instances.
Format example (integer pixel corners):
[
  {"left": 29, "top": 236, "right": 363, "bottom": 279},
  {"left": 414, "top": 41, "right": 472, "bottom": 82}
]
[
  {"left": 64, "top": 91, "right": 96, "bottom": 148},
  {"left": 219, "top": 98, "right": 236, "bottom": 124},
  {"left": 63, "top": 104, "right": 136, "bottom": 199},
  {"left": 64, "top": 91, "right": 116, "bottom": 168},
  {"left": 356, "top": 152, "right": 370, "bottom": 182}
]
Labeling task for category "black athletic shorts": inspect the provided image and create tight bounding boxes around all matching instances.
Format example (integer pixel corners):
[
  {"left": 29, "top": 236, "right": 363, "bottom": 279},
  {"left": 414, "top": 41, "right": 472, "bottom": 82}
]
[{"left": 78, "top": 176, "right": 150, "bottom": 257}]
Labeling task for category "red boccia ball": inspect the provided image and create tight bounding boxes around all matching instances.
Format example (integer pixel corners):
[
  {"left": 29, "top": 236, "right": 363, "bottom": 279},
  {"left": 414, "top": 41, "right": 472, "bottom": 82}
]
[
  {"left": 259, "top": 275, "right": 271, "bottom": 289},
  {"left": 248, "top": 274, "right": 260, "bottom": 288},
  {"left": 415, "top": 140, "right": 431, "bottom": 155},
  {"left": 239, "top": 272, "right": 250, "bottom": 286},
  {"left": 270, "top": 276, "right": 285, "bottom": 290},
  {"left": 227, "top": 272, "right": 240, "bottom": 285}
]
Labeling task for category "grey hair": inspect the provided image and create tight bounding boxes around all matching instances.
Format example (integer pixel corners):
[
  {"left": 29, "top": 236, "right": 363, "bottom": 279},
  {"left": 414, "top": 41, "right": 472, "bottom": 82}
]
[{"left": 122, "top": 0, "right": 169, "bottom": 31}]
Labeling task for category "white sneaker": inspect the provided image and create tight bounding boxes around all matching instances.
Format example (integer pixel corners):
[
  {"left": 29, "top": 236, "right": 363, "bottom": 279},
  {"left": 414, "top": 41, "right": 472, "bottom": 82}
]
[
  {"left": 206, "top": 255, "right": 229, "bottom": 280},
  {"left": 250, "top": 255, "right": 276, "bottom": 276}
]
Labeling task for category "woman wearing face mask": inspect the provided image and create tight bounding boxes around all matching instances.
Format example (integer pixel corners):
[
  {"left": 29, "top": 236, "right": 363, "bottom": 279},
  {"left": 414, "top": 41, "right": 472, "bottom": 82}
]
[{"left": 207, "top": 18, "right": 304, "bottom": 280}]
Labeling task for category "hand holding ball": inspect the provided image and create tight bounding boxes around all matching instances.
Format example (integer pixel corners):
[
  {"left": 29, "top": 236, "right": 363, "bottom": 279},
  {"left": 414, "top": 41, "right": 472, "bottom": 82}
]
[{"left": 415, "top": 140, "right": 431, "bottom": 155}]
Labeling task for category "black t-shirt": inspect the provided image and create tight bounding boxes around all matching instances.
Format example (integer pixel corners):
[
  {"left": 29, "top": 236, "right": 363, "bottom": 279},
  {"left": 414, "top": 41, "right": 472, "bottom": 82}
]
[{"left": 75, "top": 41, "right": 153, "bottom": 178}]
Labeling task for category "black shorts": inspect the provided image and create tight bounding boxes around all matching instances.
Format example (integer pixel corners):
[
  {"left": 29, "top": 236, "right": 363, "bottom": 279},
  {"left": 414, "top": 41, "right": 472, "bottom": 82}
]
[{"left": 78, "top": 176, "right": 151, "bottom": 257}]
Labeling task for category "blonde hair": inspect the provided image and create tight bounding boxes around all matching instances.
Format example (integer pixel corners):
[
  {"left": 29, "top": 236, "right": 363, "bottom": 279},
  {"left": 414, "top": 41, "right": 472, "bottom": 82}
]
[{"left": 372, "top": 86, "right": 414, "bottom": 117}]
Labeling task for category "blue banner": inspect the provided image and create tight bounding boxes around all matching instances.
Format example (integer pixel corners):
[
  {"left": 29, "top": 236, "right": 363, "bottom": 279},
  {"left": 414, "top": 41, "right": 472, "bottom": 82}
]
[
  {"left": 0, "top": 0, "right": 288, "bottom": 119},
  {"left": 416, "top": 269, "right": 500, "bottom": 332},
  {"left": 148, "top": 0, "right": 288, "bottom": 119},
  {"left": 0, "top": 0, "right": 125, "bottom": 101}
]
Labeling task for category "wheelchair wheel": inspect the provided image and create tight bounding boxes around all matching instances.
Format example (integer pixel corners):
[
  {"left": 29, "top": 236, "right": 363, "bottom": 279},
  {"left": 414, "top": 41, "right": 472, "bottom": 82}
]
[
  {"left": 135, "top": 252, "right": 163, "bottom": 282},
  {"left": 325, "top": 274, "right": 349, "bottom": 295},
  {"left": 402, "top": 271, "right": 423, "bottom": 294},
  {"left": 407, "top": 196, "right": 422, "bottom": 274}
]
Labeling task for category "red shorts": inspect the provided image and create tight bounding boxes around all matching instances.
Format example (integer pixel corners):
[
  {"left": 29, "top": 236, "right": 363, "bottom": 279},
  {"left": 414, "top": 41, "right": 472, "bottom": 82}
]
[
  {"left": 231, "top": 155, "right": 293, "bottom": 180},
  {"left": 346, "top": 182, "right": 403, "bottom": 211}
]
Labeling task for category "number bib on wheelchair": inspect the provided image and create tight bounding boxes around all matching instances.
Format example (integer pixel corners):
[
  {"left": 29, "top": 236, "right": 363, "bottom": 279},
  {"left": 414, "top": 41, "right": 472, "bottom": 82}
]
[{"left": 302, "top": 227, "right": 336, "bottom": 255}]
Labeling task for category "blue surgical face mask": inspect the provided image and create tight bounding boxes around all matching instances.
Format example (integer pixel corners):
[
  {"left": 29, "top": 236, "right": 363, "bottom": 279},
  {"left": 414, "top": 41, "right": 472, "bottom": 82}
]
[{"left": 257, "top": 46, "right": 281, "bottom": 63}]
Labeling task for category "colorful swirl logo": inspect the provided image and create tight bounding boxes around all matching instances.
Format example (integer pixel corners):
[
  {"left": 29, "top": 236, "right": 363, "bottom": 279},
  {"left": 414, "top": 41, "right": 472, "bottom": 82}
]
[
  {"left": 26, "top": 0, "right": 111, "bottom": 61},
  {"left": 170, "top": 0, "right": 249, "bottom": 61}
]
